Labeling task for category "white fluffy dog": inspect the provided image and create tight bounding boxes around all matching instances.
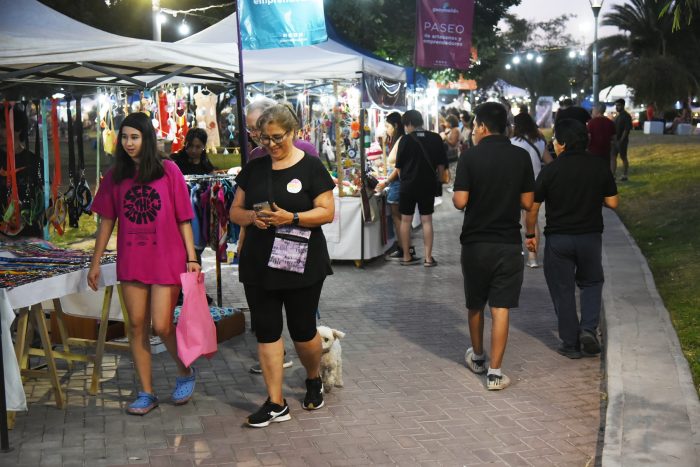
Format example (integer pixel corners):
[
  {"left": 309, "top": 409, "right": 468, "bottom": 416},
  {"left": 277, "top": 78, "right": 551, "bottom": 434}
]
[{"left": 318, "top": 326, "right": 345, "bottom": 393}]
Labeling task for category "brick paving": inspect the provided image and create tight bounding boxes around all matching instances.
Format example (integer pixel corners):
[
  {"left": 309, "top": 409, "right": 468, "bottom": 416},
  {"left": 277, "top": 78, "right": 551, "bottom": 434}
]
[{"left": 4, "top": 199, "right": 604, "bottom": 466}]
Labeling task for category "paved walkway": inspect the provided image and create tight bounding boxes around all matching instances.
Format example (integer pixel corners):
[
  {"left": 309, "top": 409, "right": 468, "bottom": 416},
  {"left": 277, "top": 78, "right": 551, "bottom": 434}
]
[{"left": 4, "top": 197, "right": 670, "bottom": 466}]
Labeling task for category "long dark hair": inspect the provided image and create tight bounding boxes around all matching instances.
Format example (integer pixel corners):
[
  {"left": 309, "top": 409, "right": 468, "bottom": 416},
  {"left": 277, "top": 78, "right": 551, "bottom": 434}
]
[
  {"left": 385, "top": 112, "right": 405, "bottom": 149},
  {"left": 113, "top": 112, "right": 164, "bottom": 184},
  {"left": 512, "top": 112, "right": 544, "bottom": 142}
]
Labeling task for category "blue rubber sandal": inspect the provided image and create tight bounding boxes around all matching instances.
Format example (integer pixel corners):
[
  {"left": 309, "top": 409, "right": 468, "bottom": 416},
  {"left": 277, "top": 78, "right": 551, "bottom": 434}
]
[
  {"left": 127, "top": 391, "right": 159, "bottom": 415},
  {"left": 172, "top": 367, "right": 196, "bottom": 405}
]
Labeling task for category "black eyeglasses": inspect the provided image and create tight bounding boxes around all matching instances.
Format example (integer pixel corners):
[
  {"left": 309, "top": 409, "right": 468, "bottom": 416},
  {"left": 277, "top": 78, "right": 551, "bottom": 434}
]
[{"left": 259, "top": 131, "right": 289, "bottom": 146}]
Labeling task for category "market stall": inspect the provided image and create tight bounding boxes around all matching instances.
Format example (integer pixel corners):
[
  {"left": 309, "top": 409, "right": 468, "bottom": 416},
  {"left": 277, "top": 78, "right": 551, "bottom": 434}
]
[
  {"left": 182, "top": 14, "right": 408, "bottom": 263},
  {"left": 0, "top": 1, "right": 248, "bottom": 450}
]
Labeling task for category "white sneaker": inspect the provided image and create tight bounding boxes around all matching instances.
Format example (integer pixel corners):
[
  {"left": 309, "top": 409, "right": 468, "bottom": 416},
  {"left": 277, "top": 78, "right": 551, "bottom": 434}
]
[
  {"left": 486, "top": 373, "right": 511, "bottom": 391},
  {"left": 526, "top": 258, "right": 539, "bottom": 268},
  {"left": 465, "top": 347, "right": 486, "bottom": 374}
]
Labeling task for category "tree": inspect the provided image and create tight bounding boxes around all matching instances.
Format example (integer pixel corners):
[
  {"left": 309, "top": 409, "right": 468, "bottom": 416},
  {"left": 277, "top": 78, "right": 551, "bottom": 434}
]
[
  {"left": 599, "top": 0, "right": 700, "bottom": 109},
  {"left": 660, "top": 0, "right": 700, "bottom": 31},
  {"left": 479, "top": 14, "right": 583, "bottom": 113}
]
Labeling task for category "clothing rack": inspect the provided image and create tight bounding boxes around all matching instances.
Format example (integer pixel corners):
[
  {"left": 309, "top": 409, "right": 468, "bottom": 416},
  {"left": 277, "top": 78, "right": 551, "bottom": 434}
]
[{"left": 184, "top": 175, "right": 236, "bottom": 307}]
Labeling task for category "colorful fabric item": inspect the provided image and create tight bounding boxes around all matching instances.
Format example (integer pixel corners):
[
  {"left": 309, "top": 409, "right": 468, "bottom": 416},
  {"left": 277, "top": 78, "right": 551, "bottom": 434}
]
[
  {"left": 0, "top": 239, "right": 115, "bottom": 289},
  {"left": 173, "top": 305, "right": 241, "bottom": 323}
]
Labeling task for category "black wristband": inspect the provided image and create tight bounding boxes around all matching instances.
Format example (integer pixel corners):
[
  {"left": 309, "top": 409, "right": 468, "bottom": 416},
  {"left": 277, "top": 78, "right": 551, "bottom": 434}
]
[
  {"left": 187, "top": 260, "right": 200, "bottom": 264},
  {"left": 525, "top": 233, "right": 536, "bottom": 239}
]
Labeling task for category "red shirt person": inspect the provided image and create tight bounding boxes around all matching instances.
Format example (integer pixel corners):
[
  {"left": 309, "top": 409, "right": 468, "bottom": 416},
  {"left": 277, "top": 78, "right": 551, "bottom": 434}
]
[{"left": 587, "top": 103, "right": 616, "bottom": 160}]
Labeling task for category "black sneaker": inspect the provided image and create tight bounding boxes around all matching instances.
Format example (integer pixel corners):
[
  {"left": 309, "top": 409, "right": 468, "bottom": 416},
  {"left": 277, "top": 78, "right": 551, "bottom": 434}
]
[
  {"left": 557, "top": 344, "right": 582, "bottom": 359},
  {"left": 303, "top": 377, "right": 324, "bottom": 410},
  {"left": 580, "top": 329, "right": 601, "bottom": 356},
  {"left": 385, "top": 248, "right": 403, "bottom": 261},
  {"left": 246, "top": 398, "right": 291, "bottom": 428}
]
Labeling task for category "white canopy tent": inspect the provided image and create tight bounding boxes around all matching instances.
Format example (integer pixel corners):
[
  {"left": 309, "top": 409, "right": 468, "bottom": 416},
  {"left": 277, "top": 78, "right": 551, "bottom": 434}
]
[
  {"left": 178, "top": 13, "right": 406, "bottom": 83},
  {"left": 0, "top": 0, "right": 239, "bottom": 90},
  {"left": 599, "top": 84, "right": 635, "bottom": 104}
]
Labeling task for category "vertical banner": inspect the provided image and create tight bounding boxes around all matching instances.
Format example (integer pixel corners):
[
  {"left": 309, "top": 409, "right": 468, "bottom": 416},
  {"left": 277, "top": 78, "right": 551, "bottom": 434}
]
[
  {"left": 415, "top": 0, "right": 475, "bottom": 69},
  {"left": 240, "top": 0, "right": 327, "bottom": 50}
]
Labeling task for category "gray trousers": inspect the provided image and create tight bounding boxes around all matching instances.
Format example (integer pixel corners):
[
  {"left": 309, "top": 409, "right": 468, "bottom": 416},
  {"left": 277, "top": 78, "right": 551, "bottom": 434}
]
[{"left": 543, "top": 233, "right": 604, "bottom": 347}]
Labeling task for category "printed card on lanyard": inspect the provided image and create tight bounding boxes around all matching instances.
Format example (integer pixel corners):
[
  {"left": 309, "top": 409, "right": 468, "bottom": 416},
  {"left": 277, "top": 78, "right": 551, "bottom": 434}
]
[
  {"left": 268, "top": 225, "right": 311, "bottom": 274},
  {"left": 265, "top": 159, "right": 312, "bottom": 274}
]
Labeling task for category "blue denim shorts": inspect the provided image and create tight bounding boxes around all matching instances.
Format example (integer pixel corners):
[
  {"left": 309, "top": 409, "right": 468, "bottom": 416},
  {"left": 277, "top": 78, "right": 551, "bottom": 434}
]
[{"left": 386, "top": 180, "right": 400, "bottom": 204}]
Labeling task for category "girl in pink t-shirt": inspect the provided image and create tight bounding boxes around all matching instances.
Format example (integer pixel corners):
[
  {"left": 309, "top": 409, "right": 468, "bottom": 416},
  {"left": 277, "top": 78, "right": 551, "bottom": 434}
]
[{"left": 88, "top": 112, "right": 201, "bottom": 415}]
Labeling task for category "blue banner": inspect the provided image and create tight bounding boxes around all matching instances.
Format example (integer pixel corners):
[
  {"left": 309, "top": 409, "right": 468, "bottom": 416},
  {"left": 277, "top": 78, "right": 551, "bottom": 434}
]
[{"left": 240, "top": 0, "right": 328, "bottom": 50}]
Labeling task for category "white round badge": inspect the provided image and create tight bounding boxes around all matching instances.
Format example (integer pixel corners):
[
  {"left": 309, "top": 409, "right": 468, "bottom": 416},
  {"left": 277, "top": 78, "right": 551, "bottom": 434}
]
[{"left": 287, "top": 178, "right": 302, "bottom": 194}]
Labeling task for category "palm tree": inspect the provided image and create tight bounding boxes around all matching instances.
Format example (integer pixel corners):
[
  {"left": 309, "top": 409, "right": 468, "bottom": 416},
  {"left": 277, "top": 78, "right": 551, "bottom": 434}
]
[{"left": 598, "top": 0, "right": 699, "bottom": 109}]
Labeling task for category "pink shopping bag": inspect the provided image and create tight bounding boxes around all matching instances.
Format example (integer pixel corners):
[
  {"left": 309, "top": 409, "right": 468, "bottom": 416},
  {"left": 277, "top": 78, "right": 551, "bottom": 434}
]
[{"left": 176, "top": 272, "right": 217, "bottom": 367}]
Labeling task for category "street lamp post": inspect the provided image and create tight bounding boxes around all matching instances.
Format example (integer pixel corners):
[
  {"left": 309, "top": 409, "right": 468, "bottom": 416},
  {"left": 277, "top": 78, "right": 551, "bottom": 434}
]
[
  {"left": 152, "top": 0, "right": 161, "bottom": 41},
  {"left": 590, "top": 0, "right": 604, "bottom": 107}
]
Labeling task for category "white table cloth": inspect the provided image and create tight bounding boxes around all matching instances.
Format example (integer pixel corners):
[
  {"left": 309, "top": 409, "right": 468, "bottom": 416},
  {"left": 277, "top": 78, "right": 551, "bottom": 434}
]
[{"left": 0, "top": 262, "right": 117, "bottom": 411}]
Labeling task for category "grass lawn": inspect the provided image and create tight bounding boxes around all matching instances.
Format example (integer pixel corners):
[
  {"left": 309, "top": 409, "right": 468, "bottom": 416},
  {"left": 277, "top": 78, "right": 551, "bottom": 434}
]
[{"left": 617, "top": 133, "right": 700, "bottom": 394}]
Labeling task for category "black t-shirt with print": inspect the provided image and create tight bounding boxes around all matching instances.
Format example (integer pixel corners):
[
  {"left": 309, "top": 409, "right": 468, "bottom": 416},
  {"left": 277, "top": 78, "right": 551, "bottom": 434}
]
[
  {"left": 395, "top": 129, "right": 447, "bottom": 193},
  {"left": 0, "top": 148, "right": 44, "bottom": 237},
  {"left": 535, "top": 149, "right": 617, "bottom": 236},
  {"left": 171, "top": 150, "right": 215, "bottom": 175},
  {"left": 453, "top": 135, "right": 535, "bottom": 245},
  {"left": 235, "top": 154, "right": 335, "bottom": 289}
]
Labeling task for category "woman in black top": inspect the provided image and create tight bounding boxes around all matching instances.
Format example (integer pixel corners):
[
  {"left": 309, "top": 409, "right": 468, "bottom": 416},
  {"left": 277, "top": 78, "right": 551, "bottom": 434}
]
[
  {"left": 171, "top": 128, "right": 215, "bottom": 176},
  {"left": 230, "top": 103, "right": 335, "bottom": 428}
]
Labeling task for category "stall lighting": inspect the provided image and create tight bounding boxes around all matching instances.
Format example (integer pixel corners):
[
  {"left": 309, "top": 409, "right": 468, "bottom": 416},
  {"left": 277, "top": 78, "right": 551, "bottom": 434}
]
[
  {"left": 536, "top": 56, "right": 543, "bottom": 64},
  {"left": 505, "top": 64, "right": 512, "bottom": 70},
  {"left": 178, "top": 21, "right": 190, "bottom": 35},
  {"left": 569, "top": 50, "right": 577, "bottom": 59},
  {"left": 52, "top": 93, "right": 65, "bottom": 99},
  {"left": 526, "top": 53, "right": 534, "bottom": 61},
  {"left": 157, "top": 13, "right": 168, "bottom": 25},
  {"left": 512, "top": 56, "right": 521, "bottom": 64}
]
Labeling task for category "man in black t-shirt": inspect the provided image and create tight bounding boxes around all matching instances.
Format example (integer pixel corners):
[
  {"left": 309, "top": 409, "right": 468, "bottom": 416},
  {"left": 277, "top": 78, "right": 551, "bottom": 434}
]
[
  {"left": 555, "top": 98, "right": 591, "bottom": 126},
  {"left": 525, "top": 119, "right": 618, "bottom": 359},
  {"left": 394, "top": 110, "right": 447, "bottom": 266},
  {"left": 612, "top": 98, "right": 633, "bottom": 181},
  {"left": 453, "top": 102, "right": 535, "bottom": 391}
]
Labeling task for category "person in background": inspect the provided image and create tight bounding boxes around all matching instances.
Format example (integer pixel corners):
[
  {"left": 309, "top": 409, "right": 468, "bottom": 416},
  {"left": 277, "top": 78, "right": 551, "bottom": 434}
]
[
  {"left": 0, "top": 104, "right": 43, "bottom": 237},
  {"left": 526, "top": 118, "right": 618, "bottom": 359},
  {"left": 669, "top": 99, "right": 692, "bottom": 134},
  {"left": 88, "top": 112, "right": 201, "bottom": 415},
  {"left": 612, "top": 98, "right": 632, "bottom": 181},
  {"left": 230, "top": 103, "right": 335, "bottom": 428},
  {"left": 442, "top": 114, "right": 461, "bottom": 162},
  {"left": 510, "top": 112, "right": 546, "bottom": 268},
  {"left": 555, "top": 98, "right": 591, "bottom": 126},
  {"left": 395, "top": 110, "right": 447, "bottom": 267},
  {"left": 375, "top": 112, "right": 411, "bottom": 260},
  {"left": 459, "top": 111, "right": 473, "bottom": 152},
  {"left": 171, "top": 128, "right": 216, "bottom": 176},
  {"left": 587, "top": 103, "right": 616, "bottom": 162},
  {"left": 246, "top": 98, "right": 318, "bottom": 161},
  {"left": 453, "top": 102, "right": 535, "bottom": 391}
]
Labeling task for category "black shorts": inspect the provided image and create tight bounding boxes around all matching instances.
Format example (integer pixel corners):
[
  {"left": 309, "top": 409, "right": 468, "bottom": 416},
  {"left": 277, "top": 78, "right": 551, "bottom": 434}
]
[
  {"left": 461, "top": 242, "right": 524, "bottom": 310},
  {"left": 399, "top": 189, "right": 434, "bottom": 216},
  {"left": 243, "top": 281, "right": 324, "bottom": 344}
]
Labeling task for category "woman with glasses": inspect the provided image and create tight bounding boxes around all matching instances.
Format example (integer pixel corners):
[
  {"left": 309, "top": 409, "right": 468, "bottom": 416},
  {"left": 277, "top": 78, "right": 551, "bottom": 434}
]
[{"left": 230, "top": 103, "right": 335, "bottom": 428}]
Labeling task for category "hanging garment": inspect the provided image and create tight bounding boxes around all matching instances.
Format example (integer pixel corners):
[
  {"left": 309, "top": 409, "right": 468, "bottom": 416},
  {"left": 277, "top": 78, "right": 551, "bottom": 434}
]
[{"left": 194, "top": 91, "right": 220, "bottom": 151}]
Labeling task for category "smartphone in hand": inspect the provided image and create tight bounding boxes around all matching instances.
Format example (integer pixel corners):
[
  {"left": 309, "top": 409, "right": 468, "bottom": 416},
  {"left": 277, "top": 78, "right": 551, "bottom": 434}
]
[{"left": 253, "top": 201, "right": 271, "bottom": 216}]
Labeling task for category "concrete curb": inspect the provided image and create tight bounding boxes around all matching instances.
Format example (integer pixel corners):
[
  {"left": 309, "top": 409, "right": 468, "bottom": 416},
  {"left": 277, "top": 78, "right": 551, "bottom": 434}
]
[{"left": 601, "top": 209, "right": 700, "bottom": 466}]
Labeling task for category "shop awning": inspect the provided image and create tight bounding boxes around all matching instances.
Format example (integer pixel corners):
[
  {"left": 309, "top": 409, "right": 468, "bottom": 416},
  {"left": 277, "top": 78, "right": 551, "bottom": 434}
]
[{"left": 0, "top": 0, "right": 239, "bottom": 92}]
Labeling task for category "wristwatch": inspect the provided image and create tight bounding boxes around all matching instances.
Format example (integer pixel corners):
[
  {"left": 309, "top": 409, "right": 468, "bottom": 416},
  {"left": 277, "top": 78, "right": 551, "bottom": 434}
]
[{"left": 292, "top": 212, "right": 300, "bottom": 226}]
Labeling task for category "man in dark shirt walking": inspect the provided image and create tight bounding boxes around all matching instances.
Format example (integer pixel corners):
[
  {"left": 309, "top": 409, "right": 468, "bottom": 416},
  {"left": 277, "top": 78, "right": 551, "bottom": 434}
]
[
  {"left": 453, "top": 102, "right": 535, "bottom": 390},
  {"left": 526, "top": 119, "right": 619, "bottom": 359},
  {"left": 395, "top": 110, "right": 447, "bottom": 266},
  {"left": 612, "top": 98, "right": 633, "bottom": 181}
]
